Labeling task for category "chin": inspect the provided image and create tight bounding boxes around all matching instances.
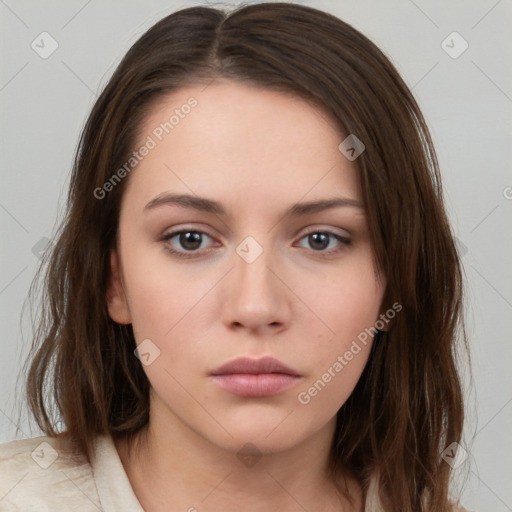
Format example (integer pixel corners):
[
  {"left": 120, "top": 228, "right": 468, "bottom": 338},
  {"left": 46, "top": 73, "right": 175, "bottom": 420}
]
[
  {"left": 201, "top": 415, "right": 311, "bottom": 455},
  {"left": 217, "top": 432, "right": 303, "bottom": 458}
]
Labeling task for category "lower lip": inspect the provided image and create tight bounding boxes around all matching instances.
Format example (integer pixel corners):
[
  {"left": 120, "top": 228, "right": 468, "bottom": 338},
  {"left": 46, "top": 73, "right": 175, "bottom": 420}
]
[{"left": 211, "top": 373, "right": 301, "bottom": 397}]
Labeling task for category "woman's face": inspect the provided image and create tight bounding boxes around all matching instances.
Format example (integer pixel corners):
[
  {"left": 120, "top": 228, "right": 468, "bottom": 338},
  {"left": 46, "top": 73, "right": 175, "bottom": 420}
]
[{"left": 107, "top": 79, "right": 387, "bottom": 454}]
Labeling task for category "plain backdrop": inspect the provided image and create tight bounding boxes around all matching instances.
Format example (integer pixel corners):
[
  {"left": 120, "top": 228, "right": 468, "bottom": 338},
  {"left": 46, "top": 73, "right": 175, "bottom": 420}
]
[{"left": 1, "top": 1, "right": 511, "bottom": 510}]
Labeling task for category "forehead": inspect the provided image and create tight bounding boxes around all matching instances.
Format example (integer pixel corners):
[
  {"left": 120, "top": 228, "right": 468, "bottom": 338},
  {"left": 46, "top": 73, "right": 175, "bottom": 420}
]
[
  {"left": 124, "top": 80, "right": 361, "bottom": 211},
  {"left": 140, "top": 78, "right": 341, "bottom": 138}
]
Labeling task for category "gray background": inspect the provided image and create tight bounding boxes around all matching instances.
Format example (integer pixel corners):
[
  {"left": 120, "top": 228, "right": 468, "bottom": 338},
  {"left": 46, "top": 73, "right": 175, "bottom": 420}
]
[{"left": 1, "top": 0, "right": 511, "bottom": 510}]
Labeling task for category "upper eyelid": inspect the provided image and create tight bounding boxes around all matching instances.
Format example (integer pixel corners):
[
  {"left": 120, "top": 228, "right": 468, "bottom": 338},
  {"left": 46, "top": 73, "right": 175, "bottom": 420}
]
[
  {"left": 162, "top": 225, "right": 350, "bottom": 239},
  {"left": 162, "top": 226, "right": 350, "bottom": 247},
  {"left": 161, "top": 227, "right": 351, "bottom": 263}
]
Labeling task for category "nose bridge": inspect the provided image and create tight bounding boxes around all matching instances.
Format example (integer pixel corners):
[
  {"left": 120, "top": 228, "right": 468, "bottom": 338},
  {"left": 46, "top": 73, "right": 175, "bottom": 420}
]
[
  {"left": 222, "top": 233, "right": 288, "bottom": 330},
  {"left": 234, "top": 235, "right": 276, "bottom": 301}
]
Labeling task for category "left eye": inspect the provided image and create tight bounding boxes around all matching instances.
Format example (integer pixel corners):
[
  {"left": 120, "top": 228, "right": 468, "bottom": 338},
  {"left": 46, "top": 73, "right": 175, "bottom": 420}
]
[{"left": 296, "top": 231, "right": 350, "bottom": 254}]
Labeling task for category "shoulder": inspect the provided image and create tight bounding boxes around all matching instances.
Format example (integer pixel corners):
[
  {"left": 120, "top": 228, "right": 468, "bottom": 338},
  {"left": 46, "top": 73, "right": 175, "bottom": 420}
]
[
  {"left": 364, "top": 472, "right": 476, "bottom": 512},
  {"left": 452, "top": 505, "right": 477, "bottom": 512},
  {"left": 0, "top": 435, "right": 101, "bottom": 511}
]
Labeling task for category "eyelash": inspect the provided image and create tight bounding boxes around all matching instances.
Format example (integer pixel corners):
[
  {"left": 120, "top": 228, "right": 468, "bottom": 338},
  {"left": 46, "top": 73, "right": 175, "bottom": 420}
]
[{"left": 160, "top": 228, "right": 351, "bottom": 259}]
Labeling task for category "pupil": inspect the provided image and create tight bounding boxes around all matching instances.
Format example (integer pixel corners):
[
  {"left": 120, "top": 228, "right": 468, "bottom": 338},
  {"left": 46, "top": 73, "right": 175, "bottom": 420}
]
[
  {"left": 177, "top": 232, "right": 331, "bottom": 252},
  {"left": 310, "top": 233, "right": 328, "bottom": 250},
  {"left": 180, "top": 231, "right": 202, "bottom": 250}
]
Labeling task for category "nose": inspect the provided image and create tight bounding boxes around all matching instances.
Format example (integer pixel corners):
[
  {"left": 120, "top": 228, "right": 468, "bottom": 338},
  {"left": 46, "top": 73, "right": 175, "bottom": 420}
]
[{"left": 221, "top": 241, "right": 291, "bottom": 334}]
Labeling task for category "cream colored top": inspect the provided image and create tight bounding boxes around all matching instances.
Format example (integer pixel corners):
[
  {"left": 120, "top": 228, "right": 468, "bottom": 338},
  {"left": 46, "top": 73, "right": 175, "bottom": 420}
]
[{"left": 0, "top": 434, "right": 473, "bottom": 511}]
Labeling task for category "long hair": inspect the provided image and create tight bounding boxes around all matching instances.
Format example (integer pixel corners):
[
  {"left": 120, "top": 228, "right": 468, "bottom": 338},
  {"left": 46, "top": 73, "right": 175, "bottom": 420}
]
[{"left": 18, "top": 3, "right": 470, "bottom": 510}]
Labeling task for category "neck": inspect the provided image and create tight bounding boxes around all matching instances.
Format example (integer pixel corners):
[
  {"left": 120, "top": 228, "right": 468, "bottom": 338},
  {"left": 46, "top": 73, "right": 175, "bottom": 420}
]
[{"left": 114, "top": 402, "right": 362, "bottom": 512}]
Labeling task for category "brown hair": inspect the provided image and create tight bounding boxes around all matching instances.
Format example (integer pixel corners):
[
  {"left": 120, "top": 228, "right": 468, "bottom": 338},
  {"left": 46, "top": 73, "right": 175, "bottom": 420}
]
[{"left": 18, "top": 3, "right": 471, "bottom": 510}]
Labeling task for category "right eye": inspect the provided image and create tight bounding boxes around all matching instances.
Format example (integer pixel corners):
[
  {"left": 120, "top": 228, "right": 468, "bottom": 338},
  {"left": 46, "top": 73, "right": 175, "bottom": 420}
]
[{"left": 161, "top": 229, "right": 217, "bottom": 258}]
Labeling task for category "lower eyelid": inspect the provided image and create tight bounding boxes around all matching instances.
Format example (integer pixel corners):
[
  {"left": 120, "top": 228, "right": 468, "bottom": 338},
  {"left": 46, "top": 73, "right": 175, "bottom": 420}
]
[
  {"left": 161, "top": 229, "right": 350, "bottom": 256},
  {"left": 162, "top": 230, "right": 215, "bottom": 248},
  {"left": 296, "top": 231, "right": 350, "bottom": 251}
]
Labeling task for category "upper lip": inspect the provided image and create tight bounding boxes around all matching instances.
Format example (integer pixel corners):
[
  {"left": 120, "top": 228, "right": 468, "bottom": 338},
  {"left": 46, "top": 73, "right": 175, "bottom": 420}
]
[{"left": 210, "top": 356, "right": 301, "bottom": 376}]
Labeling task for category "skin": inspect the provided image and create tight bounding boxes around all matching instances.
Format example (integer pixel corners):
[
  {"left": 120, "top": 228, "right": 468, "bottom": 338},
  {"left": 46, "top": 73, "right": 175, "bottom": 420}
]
[{"left": 107, "top": 80, "right": 388, "bottom": 512}]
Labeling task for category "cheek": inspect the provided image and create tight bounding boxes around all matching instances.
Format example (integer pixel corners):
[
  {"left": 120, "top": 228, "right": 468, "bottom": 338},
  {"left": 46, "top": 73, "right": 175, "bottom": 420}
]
[
  {"left": 298, "top": 254, "right": 384, "bottom": 348},
  {"left": 292, "top": 255, "right": 384, "bottom": 406},
  {"left": 120, "top": 243, "right": 233, "bottom": 384},
  {"left": 120, "top": 225, "right": 193, "bottom": 304},
  {"left": 119, "top": 242, "right": 200, "bottom": 343},
  {"left": 122, "top": 255, "right": 213, "bottom": 397},
  {"left": 294, "top": 304, "right": 378, "bottom": 417},
  {"left": 296, "top": 348, "right": 370, "bottom": 416}
]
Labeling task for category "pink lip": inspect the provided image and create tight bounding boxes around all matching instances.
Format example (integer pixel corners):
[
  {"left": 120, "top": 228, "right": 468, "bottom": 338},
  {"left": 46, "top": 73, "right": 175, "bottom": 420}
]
[{"left": 210, "top": 356, "right": 302, "bottom": 397}]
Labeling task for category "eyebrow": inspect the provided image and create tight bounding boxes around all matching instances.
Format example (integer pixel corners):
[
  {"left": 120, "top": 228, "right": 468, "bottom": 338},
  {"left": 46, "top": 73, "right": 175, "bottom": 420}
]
[{"left": 143, "top": 192, "right": 364, "bottom": 217}]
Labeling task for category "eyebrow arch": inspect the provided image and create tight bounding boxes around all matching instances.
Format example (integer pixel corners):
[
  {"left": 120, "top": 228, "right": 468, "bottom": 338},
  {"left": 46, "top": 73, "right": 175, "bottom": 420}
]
[{"left": 143, "top": 192, "right": 364, "bottom": 216}]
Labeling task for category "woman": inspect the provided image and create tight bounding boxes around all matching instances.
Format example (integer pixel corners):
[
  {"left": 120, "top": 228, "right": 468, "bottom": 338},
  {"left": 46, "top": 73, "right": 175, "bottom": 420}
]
[{"left": 0, "top": 3, "right": 473, "bottom": 511}]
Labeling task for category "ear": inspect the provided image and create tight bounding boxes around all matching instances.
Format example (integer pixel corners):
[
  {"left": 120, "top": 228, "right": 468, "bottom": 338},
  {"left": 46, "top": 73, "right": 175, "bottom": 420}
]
[
  {"left": 377, "top": 315, "right": 392, "bottom": 332},
  {"left": 106, "top": 248, "right": 131, "bottom": 324},
  {"left": 376, "top": 302, "right": 394, "bottom": 332}
]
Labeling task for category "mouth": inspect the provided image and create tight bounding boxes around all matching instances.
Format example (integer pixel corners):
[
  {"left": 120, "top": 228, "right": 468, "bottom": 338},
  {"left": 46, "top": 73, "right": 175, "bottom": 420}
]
[{"left": 210, "top": 356, "right": 302, "bottom": 397}]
